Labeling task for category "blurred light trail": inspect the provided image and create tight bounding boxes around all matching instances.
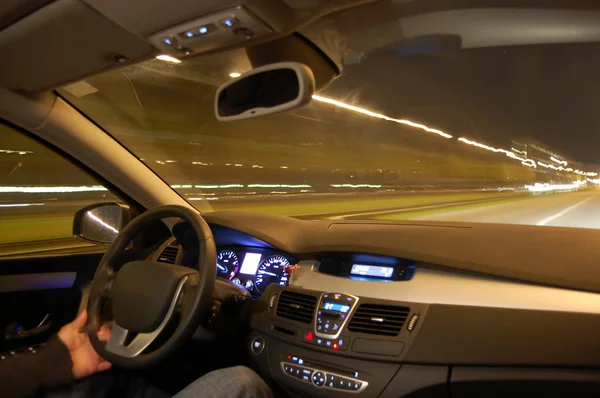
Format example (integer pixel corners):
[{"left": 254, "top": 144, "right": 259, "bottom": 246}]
[
  {"left": 331, "top": 184, "right": 382, "bottom": 188},
  {"left": 0, "top": 186, "right": 107, "bottom": 193},
  {"left": 521, "top": 159, "right": 537, "bottom": 168},
  {"left": 247, "top": 184, "right": 311, "bottom": 188},
  {"left": 0, "top": 203, "right": 44, "bottom": 207},
  {"left": 0, "top": 149, "right": 33, "bottom": 155},
  {"left": 86, "top": 211, "right": 119, "bottom": 234},
  {"left": 312, "top": 95, "right": 453, "bottom": 139},
  {"left": 193, "top": 184, "right": 243, "bottom": 189},
  {"left": 458, "top": 137, "right": 519, "bottom": 160},
  {"left": 155, "top": 54, "right": 181, "bottom": 63},
  {"left": 525, "top": 181, "right": 585, "bottom": 192},
  {"left": 550, "top": 156, "right": 568, "bottom": 166}
]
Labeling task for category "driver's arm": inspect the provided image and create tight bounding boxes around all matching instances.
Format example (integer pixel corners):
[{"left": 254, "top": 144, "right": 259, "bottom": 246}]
[
  {"left": 0, "top": 310, "right": 111, "bottom": 398},
  {"left": 0, "top": 336, "right": 74, "bottom": 398}
]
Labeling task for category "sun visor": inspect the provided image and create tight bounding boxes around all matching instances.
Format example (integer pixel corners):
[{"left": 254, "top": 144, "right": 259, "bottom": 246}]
[{"left": 0, "top": 0, "right": 154, "bottom": 92}]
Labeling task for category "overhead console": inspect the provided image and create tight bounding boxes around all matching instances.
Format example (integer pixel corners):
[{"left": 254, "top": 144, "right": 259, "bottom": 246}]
[{"left": 148, "top": 6, "right": 273, "bottom": 57}]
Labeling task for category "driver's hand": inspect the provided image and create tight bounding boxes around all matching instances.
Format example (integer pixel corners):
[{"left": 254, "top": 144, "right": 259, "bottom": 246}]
[{"left": 57, "top": 309, "right": 112, "bottom": 379}]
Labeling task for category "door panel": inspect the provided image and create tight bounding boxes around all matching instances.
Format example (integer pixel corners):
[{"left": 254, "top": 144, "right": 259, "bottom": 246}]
[{"left": 0, "top": 252, "right": 102, "bottom": 353}]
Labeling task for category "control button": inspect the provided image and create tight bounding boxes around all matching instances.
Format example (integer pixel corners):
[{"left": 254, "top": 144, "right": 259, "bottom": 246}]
[
  {"left": 338, "top": 378, "right": 346, "bottom": 389},
  {"left": 250, "top": 336, "right": 265, "bottom": 355},
  {"left": 326, "top": 374, "right": 338, "bottom": 388},
  {"left": 219, "top": 17, "right": 239, "bottom": 27},
  {"left": 317, "top": 325, "right": 323, "bottom": 332},
  {"left": 283, "top": 364, "right": 291, "bottom": 374},
  {"left": 316, "top": 338, "right": 323, "bottom": 346},
  {"left": 312, "top": 371, "right": 325, "bottom": 387},
  {"left": 162, "top": 37, "right": 176, "bottom": 46},
  {"left": 352, "top": 381, "right": 362, "bottom": 391},
  {"left": 333, "top": 323, "right": 340, "bottom": 331},
  {"left": 303, "top": 331, "right": 314, "bottom": 342},
  {"left": 301, "top": 368, "right": 313, "bottom": 382},
  {"left": 325, "top": 340, "right": 332, "bottom": 348}
]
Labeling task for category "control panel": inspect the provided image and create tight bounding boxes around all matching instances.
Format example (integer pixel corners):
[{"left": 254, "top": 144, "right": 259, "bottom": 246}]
[
  {"left": 315, "top": 293, "right": 358, "bottom": 339},
  {"left": 281, "top": 355, "right": 368, "bottom": 393}
]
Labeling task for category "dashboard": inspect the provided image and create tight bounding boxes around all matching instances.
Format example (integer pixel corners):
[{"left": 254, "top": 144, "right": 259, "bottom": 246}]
[{"left": 156, "top": 213, "right": 600, "bottom": 398}]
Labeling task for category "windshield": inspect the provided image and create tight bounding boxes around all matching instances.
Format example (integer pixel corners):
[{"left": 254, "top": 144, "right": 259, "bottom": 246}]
[{"left": 59, "top": 1, "right": 600, "bottom": 228}]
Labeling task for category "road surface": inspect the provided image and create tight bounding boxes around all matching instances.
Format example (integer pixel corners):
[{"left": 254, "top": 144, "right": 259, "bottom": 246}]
[{"left": 413, "top": 188, "right": 600, "bottom": 228}]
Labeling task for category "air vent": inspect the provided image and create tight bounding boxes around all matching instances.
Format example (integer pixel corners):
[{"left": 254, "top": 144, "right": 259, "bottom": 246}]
[
  {"left": 348, "top": 304, "right": 410, "bottom": 336},
  {"left": 157, "top": 240, "right": 180, "bottom": 264},
  {"left": 276, "top": 291, "right": 317, "bottom": 324}
]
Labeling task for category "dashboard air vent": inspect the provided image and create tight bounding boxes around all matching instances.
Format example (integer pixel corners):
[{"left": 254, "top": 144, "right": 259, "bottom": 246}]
[
  {"left": 157, "top": 240, "right": 180, "bottom": 264},
  {"left": 276, "top": 291, "right": 317, "bottom": 324},
  {"left": 348, "top": 304, "right": 410, "bottom": 336}
]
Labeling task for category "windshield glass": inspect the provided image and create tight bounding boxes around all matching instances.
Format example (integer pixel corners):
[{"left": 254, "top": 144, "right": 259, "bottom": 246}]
[{"left": 59, "top": 1, "right": 600, "bottom": 228}]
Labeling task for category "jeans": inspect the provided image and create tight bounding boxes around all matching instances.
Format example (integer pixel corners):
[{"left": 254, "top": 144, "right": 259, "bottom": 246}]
[{"left": 41, "top": 366, "right": 273, "bottom": 398}]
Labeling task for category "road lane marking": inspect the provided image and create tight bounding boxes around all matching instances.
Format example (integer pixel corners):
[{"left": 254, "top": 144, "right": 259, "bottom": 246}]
[{"left": 536, "top": 197, "right": 594, "bottom": 226}]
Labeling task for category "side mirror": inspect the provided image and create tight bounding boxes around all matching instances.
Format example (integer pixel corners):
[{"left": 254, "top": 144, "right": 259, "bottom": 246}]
[
  {"left": 73, "top": 203, "right": 131, "bottom": 244},
  {"left": 215, "top": 62, "right": 315, "bottom": 121}
]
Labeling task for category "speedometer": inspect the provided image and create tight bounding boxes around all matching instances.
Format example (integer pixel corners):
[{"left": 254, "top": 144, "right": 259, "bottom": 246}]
[
  {"left": 216, "top": 250, "right": 239, "bottom": 280},
  {"left": 255, "top": 255, "right": 290, "bottom": 293}
]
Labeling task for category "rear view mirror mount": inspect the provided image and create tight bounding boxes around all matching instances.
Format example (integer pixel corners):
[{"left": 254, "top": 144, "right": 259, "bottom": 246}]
[{"left": 215, "top": 62, "right": 315, "bottom": 121}]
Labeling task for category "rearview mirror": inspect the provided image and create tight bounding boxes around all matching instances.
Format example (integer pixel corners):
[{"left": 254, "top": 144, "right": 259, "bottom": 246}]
[
  {"left": 73, "top": 203, "right": 131, "bottom": 244},
  {"left": 215, "top": 62, "right": 315, "bottom": 121}
]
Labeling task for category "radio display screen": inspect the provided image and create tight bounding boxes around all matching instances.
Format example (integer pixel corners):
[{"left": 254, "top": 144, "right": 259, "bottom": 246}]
[
  {"left": 321, "top": 301, "right": 351, "bottom": 313},
  {"left": 350, "top": 264, "right": 394, "bottom": 278}
]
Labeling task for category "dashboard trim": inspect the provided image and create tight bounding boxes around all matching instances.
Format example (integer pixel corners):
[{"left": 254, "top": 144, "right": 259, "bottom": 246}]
[{"left": 291, "top": 261, "right": 600, "bottom": 315}]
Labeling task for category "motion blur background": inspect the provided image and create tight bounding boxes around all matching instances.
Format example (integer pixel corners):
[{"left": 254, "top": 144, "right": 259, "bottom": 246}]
[{"left": 3, "top": 0, "right": 600, "bottom": 256}]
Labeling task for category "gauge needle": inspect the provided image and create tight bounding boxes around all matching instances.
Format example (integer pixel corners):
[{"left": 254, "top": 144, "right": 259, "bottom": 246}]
[
  {"left": 260, "top": 271, "right": 277, "bottom": 276},
  {"left": 217, "top": 264, "right": 227, "bottom": 272}
]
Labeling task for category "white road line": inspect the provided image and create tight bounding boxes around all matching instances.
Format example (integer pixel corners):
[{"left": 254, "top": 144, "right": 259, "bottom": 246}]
[{"left": 536, "top": 197, "right": 594, "bottom": 226}]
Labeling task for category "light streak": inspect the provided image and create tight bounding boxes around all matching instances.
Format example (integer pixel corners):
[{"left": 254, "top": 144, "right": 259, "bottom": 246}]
[
  {"left": 0, "top": 186, "right": 107, "bottom": 193},
  {"left": 331, "top": 184, "right": 382, "bottom": 188},
  {"left": 86, "top": 211, "right": 119, "bottom": 234},
  {"left": 0, "top": 203, "right": 44, "bottom": 207},
  {"left": 247, "top": 184, "right": 311, "bottom": 188},
  {"left": 550, "top": 156, "right": 568, "bottom": 166},
  {"left": 312, "top": 95, "right": 453, "bottom": 139},
  {"left": 194, "top": 184, "right": 243, "bottom": 189},
  {"left": 155, "top": 54, "right": 181, "bottom": 63},
  {"left": 525, "top": 181, "right": 586, "bottom": 192},
  {"left": 0, "top": 149, "right": 33, "bottom": 155}
]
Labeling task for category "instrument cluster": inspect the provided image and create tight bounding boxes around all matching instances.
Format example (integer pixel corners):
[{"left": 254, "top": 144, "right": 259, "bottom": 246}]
[{"left": 216, "top": 247, "right": 294, "bottom": 296}]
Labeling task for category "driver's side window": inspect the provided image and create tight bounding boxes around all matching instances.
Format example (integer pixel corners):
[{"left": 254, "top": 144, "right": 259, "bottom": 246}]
[{"left": 0, "top": 122, "right": 121, "bottom": 257}]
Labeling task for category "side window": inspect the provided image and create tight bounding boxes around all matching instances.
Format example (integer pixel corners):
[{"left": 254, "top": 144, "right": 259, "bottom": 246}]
[{"left": 0, "top": 123, "right": 121, "bottom": 257}]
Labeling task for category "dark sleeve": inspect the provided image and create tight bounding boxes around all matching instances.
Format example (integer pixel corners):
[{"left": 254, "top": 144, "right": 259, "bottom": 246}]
[{"left": 0, "top": 336, "right": 74, "bottom": 398}]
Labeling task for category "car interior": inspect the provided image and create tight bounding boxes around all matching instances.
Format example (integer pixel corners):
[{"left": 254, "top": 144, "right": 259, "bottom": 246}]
[{"left": 1, "top": 0, "right": 600, "bottom": 397}]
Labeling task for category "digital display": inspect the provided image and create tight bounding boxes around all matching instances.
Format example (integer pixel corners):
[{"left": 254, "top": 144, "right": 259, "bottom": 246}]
[
  {"left": 239, "top": 253, "right": 262, "bottom": 274},
  {"left": 322, "top": 301, "right": 351, "bottom": 313},
  {"left": 350, "top": 264, "right": 394, "bottom": 278}
]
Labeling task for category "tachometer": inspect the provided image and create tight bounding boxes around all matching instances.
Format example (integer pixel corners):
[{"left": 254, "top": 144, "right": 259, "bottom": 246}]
[
  {"left": 255, "top": 254, "right": 290, "bottom": 293},
  {"left": 216, "top": 250, "right": 239, "bottom": 280}
]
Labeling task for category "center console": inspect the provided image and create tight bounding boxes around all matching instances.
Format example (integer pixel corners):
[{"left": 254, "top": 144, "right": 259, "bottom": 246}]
[{"left": 248, "top": 285, "right": 428, "bottom": 397}]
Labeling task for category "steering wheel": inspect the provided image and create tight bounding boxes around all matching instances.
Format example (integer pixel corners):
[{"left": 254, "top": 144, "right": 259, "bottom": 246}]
[{"left": 86, "top": 205, "right": 216, "bottom": 368}]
